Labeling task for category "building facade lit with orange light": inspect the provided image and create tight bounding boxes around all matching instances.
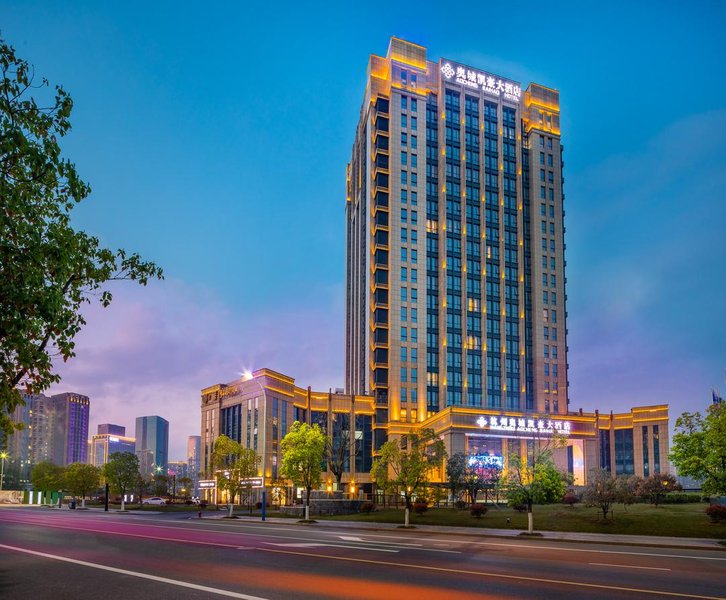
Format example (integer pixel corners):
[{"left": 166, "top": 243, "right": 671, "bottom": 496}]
[
  {"left": 198, "top": 38, "right": 669, "bottom": 498},
  {"left": 200, "top": 369, "right": 669, "bottom": 494}
]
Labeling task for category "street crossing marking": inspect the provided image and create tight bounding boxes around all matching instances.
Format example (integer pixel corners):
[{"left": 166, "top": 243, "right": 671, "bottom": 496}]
[{"left": 265, "top": 542, "right": 399, "bottom": 553}]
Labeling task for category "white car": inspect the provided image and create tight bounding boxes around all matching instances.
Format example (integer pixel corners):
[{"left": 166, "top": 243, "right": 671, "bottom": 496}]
[{"left": 142, "top": 497, "right": 166, "bottom": 505}]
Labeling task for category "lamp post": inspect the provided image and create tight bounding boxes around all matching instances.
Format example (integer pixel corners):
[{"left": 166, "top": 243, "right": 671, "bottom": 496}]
[{"left": 0, "top": 451, "right": 8, "bottom": 491}]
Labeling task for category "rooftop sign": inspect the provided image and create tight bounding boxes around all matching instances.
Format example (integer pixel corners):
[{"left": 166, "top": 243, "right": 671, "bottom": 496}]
[
  {"left": 441, "top": 61, "right": 522, "bottom": 102},
  {"left": 476, "top": 415, "right": 570, "bottom": 435}
]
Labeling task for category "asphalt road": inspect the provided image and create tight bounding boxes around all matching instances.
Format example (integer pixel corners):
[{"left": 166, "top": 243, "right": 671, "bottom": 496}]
[{"left": 0, "top": 507, "right": 724, "bottom": 599}]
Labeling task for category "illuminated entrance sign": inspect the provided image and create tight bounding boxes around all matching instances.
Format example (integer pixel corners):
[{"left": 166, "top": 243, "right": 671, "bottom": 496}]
[
  {"left": 198, "top": 480, "right": 216, "bottom": 489},
  {"left": 476, "top": 415, "right": 570, "bottom": 435},
  {"left": 441, "top": 61, "right": 522, "bottom": 102},
  {"left": 239, "top": 477, "right": 264, "bottom": 488}
]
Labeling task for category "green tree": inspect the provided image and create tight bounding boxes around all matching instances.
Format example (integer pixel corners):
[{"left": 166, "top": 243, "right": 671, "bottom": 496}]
[
  {"left": 638, "top": 473, "right": 680, "bottom": 507},
  {"left": 446, "top": 453, "right": 467, "bottom": 503},
  {"left": 31, "top": 461, "right": 64, "bottom": 492},
  {"left": 670, "top": 404, "right": 726, "bottom": 496},
  {"left": 504, "top": 434, "right": 567, "bottom": 533},
  {"left": 133, "top": 472, "right": 150, "bottom": 505},
  {"left": 151, "top": 474, "right": 169, "bottom": 497},
  {"left": 583, "top": 469, "right": 618, "bottom": 520},
  {"left": 280, "top": 421, "right": 326, "bottom": 521},
  {"left": 63, "top": 462, "right": 100, "bottom": 508},
  {"left": 0, "top": 38, "right": 163, "bottom": 439},
  {"left": 178, "top": 476, "right": 193, "bottom": 499},
  {"left": 371, "top": 429, "right": 447, "bottom": 526},
  {"left": 212, "top": 434, "right": 261, "bottom": 517},
  {"left": 102, "top": 452, "right": 139, "bottom": 511},
  {"left": 326, "top": 414, "right": 351, "bottom": 489},
  {"left": 615, "top": 474, "right": 642, "bottom": 512}
]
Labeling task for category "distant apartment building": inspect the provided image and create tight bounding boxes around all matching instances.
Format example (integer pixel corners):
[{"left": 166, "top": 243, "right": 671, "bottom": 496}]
[
  {"left": 135, "top": 416, "right": 169, "bottom": 476},
  {"left": 90, "top": 424, "right": 136, "bottom": 467},
  {"left": 2, "top": 392, "right": 90, "bottom": 486}
]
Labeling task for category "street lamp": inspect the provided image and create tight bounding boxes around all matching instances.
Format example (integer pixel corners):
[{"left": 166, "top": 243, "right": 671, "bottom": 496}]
[{"left": 0, "top": 451, "right": 8, "bottom": 491}]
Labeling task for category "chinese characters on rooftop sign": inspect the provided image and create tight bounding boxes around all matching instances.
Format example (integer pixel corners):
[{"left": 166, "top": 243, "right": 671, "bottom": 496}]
[
  {"left": 476, "top": 415, "right": 570, "bottom": 435},
  {"left": 441, "top": 62, "right": 522, "bottom": 102}
]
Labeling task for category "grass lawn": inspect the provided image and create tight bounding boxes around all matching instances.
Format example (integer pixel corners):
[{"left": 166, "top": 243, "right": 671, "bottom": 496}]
[{"left": 322, "top": 502, "right": 726, "bottom": 539}]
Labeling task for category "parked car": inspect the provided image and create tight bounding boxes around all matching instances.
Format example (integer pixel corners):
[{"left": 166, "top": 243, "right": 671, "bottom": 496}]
[{"left": 142, "top": 497, "right": 166, "bottom": 505}]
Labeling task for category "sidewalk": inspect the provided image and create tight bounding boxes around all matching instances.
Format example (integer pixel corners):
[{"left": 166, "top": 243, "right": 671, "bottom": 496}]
[{"left": 215, "top": 514, "right": 726, "bottom": 551}]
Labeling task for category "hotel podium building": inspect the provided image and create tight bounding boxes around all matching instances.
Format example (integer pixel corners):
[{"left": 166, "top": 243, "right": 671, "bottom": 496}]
[{"left": 200, "top": 38, "right": 669, "bottom": 496}]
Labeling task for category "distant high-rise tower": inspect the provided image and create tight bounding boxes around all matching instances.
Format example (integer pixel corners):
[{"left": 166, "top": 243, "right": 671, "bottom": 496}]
[
  {"left": 49, "top": 393, "right": 90, "bottom": 465},
  {"left": 135, "top": 416, "right": 169, "bottom": 476},
  {"left": 345, "top": 38, "right": 568, "bottom": 437}
]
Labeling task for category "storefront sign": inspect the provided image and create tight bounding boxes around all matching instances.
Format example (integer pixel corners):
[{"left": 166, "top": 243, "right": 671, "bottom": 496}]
[
  {"left": 239, "top": 477, "right": 263, "bottom": 488},
  {"left": 198, "top": 480, "right": 216, "bottom": 489},
  {"left": 441, "top": 61, "right": 522, "bottom": 101},
  {"left": 476, "top": 415, "right": 570, "bottom": 435}
]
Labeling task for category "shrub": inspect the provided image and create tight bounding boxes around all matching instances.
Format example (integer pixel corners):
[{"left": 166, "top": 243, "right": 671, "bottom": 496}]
[
  {"left": 454, "top": 500, "right": 467, "bottom": 510},
  {"left": 511, "top": 503, "right": 527, "bottom": 513},
  {"left": 661, "top": 493, "right": 703, "bottom": 504},
  {"left": 255, "top": 502, "right": 262, "bottom": 509},
  {"left": 705, "top": 504, "right": 726, "bottom": 523},
  {"left": 413, "top": 501, "right": 429, "bottom": 515},
  {"left": 198, "top": 501, "right": 208, "bottom": 509},
  {"left": 562, "top": 492, "right": 579, "bottom": 507},
  {"left": 470, "top": 504, "right": 488, "bottom": 518},
  {"left": 360, "top": 501, "right": 374, "bottom": 514}
]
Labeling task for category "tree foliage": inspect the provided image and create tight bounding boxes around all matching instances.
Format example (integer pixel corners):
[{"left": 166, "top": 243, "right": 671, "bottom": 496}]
[
  {"left": 371, "top": 429, "right": 447, "bottom": 510},
  {"left": 0, "top": 38, "right": 162, "bottom": 438},
  {"left": 326, "top": 414, "right": 351, "bottom": 488},
  {"left": 212, "top": 434, "right": 260, "bottom": 513},
  {"left": 583, "top": 469, "right": 618, "bottom": 520},
  {"left": 638, "top": 473, "right": 680, "bottom": 507},
  {"left": 280, "top": 421, "right": 326, "bottom": 509},
  {"left": 64, "top": 462, "right": 100, "bottom": 505},
  {"left": 103, "top": 452, "right": 139, "bottom": 510},
  {"left": 670, "top": 404, "right": 726, "bottom": 495},
  {"left": 30, "top": 460, "right": 64, "bottom": 491},
  {"left": 504, "top": 435, "right": 567, "bottom": 512},
  {"left": 446, "top": 453, "right": 467, "bottom": 502}
]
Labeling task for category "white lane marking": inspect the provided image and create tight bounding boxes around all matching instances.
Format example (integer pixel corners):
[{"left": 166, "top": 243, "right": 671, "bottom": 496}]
[
  {"left": 260, "top": 548, "right": 726, "bottom": 600},
  {"left": 337, "top": 535, "right": 422, "bottom": 547},
  {"left": 361, "top": 533, "right": 726, "bottom": 561},
  {"left": 265, "top": 542, "right": 398, "bottom": 553},
  {"left": 0, "top": 543, "right": 269, "bottom": 599},
  {"left": 589, "top": 562, "right": 672, "bottom": 571}
]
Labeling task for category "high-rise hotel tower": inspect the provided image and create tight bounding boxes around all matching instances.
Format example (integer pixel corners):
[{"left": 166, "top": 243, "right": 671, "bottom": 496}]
[{"left": 346, "top": 38, "right": 568, "bottom": 435}]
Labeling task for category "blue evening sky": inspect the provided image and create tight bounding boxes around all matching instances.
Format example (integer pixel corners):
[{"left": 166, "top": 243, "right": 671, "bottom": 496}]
[{"left": 3, "top": 1, "right": 724, "bottom": 457}]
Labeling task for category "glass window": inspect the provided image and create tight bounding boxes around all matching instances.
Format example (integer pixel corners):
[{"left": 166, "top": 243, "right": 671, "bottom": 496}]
[
  {"left": 401, "top": 95, "right": 407, "bottom": 110},
  {"left": 401, "top": 327, "right": 408, "bottom": 341},
  {"left": 401, "top": 151, "right": 407, "bottom": 165},
  {"left": 401, "top": 247, "right": 407, "bottom": 262},
  {"left": 411, "top": 116, "right": 417, "bottom": 130},
  {"left": 402, "top": 114, "right": 407, "bottom": 128},
  {"left": 411, "top": 135, "right": 417, "bottom": 149},
  {"left": 402, "top": 132, "right": 407, "bottom": 146}
]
